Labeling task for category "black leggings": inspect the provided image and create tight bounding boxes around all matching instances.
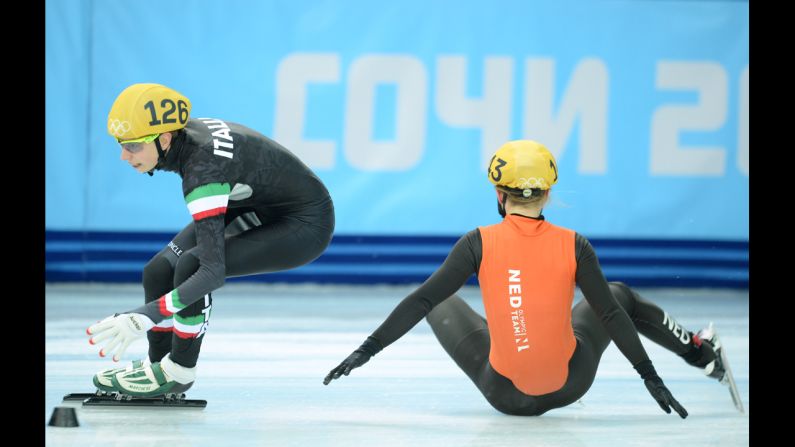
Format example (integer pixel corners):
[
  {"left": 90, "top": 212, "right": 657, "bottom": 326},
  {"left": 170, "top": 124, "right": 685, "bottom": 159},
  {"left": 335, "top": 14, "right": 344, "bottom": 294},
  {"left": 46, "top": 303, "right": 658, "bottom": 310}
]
[
  {"left": 142, "top": 203, "right": 334, "bottom": 367},
  {"left": 426, "top": 282, "right": 692, "bottom": 416}
]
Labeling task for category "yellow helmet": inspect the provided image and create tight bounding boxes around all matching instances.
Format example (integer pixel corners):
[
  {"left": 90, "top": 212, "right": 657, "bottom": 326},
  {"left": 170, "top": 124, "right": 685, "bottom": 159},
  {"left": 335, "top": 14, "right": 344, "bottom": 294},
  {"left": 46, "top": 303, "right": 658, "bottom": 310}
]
[
  {"left": 107, "top": 83, "right": 191, "bottom": 142},
  {"left": 487, "top": 140, "right": 558, "bottom": 197}
]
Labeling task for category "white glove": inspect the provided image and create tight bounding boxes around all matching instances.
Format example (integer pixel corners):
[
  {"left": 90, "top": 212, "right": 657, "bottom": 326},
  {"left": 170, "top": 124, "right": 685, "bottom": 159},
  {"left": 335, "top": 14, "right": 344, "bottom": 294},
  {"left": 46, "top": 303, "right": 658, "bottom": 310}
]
[{"left": 87, "top": 313, "right": 155, "bottom": 362}]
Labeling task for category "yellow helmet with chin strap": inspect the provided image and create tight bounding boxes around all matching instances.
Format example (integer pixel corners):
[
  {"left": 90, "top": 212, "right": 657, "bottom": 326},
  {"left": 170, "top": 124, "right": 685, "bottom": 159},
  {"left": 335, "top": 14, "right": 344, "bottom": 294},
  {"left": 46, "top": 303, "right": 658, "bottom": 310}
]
[
  {"left": 487, "top": 140, "right": 558, "bottom": 198},
  {"left": 107, "top": 83, "right": 191, "bottom": 142}
]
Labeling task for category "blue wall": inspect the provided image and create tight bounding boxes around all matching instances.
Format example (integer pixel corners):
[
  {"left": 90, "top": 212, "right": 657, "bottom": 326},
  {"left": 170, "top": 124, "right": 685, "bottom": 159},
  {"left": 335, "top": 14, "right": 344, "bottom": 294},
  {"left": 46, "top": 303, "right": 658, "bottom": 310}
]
[{"left": 46, "top": 0, "right": 749, "bottom": 287}]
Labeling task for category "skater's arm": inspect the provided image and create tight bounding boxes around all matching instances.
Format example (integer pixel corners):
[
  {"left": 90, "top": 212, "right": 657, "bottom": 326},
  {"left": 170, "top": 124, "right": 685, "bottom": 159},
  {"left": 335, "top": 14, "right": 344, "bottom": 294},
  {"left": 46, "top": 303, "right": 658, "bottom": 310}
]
[
  {"left": 575, "top": 233, "right": 688, "bottom": 418},
  {"left": 574, "top": 233, "right": 650, "bottom": 366},
  {"left": 367, "top": 229, "right": 482, "bottom": 350},
  {"left": 129, "top": 183, "right": 229, "bottom": 324},
  {"left": 324, "top": 230, "right": 481, "bottom": 384}
]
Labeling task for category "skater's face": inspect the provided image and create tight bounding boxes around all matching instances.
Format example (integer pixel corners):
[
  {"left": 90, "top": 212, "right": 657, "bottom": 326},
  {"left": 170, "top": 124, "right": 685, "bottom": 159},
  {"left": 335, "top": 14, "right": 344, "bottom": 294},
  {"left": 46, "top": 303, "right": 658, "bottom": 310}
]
[{"left": 119, "top": 133, "right": 172, "bottom": 173}]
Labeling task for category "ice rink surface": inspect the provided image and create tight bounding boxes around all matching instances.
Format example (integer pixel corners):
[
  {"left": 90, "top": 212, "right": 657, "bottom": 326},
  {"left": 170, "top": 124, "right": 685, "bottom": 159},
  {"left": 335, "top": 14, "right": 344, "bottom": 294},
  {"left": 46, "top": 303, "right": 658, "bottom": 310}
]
[{"left": 46, "top": 283, "right": 749, "bottom": 446}]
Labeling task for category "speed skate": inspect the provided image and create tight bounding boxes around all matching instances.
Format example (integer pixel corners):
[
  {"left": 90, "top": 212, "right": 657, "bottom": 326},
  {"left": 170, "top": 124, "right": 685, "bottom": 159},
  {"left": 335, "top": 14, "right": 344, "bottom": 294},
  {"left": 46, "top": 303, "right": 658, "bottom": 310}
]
[
  {"left": 699, "top": 322, "right": 744, "bottom": 413},
  {"left": 63, "top": 390, "right": 207, "bottom": 408},
  {"left": 715, "top": 338, "right": 744, "bottom": 413}
]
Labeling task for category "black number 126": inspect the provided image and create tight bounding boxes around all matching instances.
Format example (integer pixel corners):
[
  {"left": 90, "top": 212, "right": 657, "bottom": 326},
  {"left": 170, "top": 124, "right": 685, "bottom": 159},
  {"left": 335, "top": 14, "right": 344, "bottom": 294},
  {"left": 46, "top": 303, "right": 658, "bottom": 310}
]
[{"left": 144, "top": 99, "right": 189, "bottom": 126}]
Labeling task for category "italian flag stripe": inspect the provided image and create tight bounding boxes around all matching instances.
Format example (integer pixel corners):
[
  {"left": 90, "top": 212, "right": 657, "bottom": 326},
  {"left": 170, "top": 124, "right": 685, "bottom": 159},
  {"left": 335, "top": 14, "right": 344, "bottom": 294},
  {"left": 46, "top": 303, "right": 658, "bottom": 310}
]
[
  {"left": 158, "top": 296, "right": 173, "bottom": 317},
  {"left": 175, "top": 314, "right": 205, "bottom": 325},
  {"left": 185, "top": 183, "right": 230, "bottom": 221},
  {"left": 153, "top": 317, "right": 173, "bottom": 331},
  {"left": 162, "top": 289, "right": 186, "bottom": 315},
  {"left": 174, "top": 319, "right": 203, "bottom": 333},
  {"left": 174, "top": 327, "right": 200, "bottom": 339},
  {"left": 154, "top": 318, "right": 173, "bottom": 328}
]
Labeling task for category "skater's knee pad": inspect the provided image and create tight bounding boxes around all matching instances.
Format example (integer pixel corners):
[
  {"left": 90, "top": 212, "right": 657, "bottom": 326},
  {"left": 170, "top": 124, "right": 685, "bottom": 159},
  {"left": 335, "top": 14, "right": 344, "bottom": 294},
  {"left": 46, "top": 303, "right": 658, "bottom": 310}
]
[
  {"left": 427, "top": 295, "right": 468, "bottom": 328},
  {"left": 173, "top": 252, "right": 201, "bottom": 285},
  {"left": 608, "top": 281, "right": 628, "bottom": 289},
  {"left": 143, "top": 256, "right": 175, "bottom": 303},
  {"left": 607, "top": 281, "right": 636, "bottom": 316},
  {"left": 427, "top": 295, "right": 488, "bottom": 348}
]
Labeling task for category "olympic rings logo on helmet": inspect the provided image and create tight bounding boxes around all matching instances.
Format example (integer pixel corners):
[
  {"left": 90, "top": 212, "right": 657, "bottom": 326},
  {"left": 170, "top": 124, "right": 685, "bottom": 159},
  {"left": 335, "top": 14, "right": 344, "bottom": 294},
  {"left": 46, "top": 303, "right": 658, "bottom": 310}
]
[
  {"left": 516, "top": 177, "right": 548, "bottom": 189},
  {"left": 108, "top": 119, "right": 132, "bottom": 138}
]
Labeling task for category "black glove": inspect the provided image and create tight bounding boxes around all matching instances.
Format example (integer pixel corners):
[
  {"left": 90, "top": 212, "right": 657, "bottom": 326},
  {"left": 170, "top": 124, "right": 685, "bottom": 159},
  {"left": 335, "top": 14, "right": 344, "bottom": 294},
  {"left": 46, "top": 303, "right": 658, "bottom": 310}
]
[
  {"left": 323, "top": 336, "right": 382, "bottom": 385},
  {"left": 634, "top": 360, "right": 688, "bottom": 419}
]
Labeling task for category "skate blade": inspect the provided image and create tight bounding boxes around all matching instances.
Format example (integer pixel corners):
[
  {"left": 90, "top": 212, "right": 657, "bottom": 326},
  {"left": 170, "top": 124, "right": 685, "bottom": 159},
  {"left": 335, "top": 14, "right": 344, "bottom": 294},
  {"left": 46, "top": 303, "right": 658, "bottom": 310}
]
[
  {"left": 63, "top": 392, "right": 110, "bottom": 401},
  {"left": 82, "top": 396, "right": 207, "bottom": 408},
  {"left": 65, "top": 392, "right": 206, "bottom": 408},
  {"left": 716, "top": 336, "right": 745, "bottom": 413}
]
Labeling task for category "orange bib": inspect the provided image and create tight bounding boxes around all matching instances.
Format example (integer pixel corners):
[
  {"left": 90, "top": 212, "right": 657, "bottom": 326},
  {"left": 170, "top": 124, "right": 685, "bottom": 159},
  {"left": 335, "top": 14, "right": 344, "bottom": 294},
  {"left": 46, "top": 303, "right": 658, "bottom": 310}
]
[{"left": 478, "top": 215, "right": 577, "bottom": 395}]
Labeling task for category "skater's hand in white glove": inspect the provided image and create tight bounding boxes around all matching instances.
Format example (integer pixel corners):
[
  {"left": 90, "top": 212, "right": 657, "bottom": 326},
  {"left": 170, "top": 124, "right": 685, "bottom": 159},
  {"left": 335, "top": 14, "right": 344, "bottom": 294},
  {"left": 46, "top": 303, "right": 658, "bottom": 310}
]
[
  {"left": 86, "top": 313, "right": 155, "bottom": 362},
  {"left": 323, "top": 336, "right": 382, "bottom": 385},
  {"left": 634, "top": 360, "right": 688, "bottom": 418}
]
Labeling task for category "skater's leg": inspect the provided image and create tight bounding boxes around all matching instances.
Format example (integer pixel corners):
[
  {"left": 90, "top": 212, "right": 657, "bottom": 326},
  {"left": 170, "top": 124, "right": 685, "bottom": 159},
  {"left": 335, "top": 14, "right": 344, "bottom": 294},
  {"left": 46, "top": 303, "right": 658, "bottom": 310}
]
[
  {"left": 168, "top": 252, "right": 211, "bottom": 369},
  {"left": 223, "top": 213, "right": 334, "bottom": 277},
  {"left": 527, "top": 295, "right": 615, "bottom": 414},
  {"left": 143, "top": 224, "right": 198, "bottom": 363},
  {"left": 426, "top": 295, "right": 544, "bottom": 415},
  {"left": 608, "top": 282, "right": 744, "bottom": 412},
  {"left": 112, "top": 250, "right": 206, "bottom": 397},
  {"left": 426, "top": 295, "right": 490, "bottom": 384},
  {"left": 607, "top": 282, "right": 716, "bottom": 367},
  {"left": 167, "top": 206, "right": 333, "bottom": 369}
]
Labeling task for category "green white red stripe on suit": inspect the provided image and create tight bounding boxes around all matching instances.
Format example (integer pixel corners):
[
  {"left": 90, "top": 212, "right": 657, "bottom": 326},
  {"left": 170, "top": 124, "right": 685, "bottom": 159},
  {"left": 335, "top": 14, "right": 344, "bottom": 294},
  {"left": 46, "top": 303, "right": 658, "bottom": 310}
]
[
  {"left": 158, "top": 289, "right": 186, "bottom": 317},
  {"left": 174, "top": 313, "right": 207, "bottom": 339},
  {"left": 151, "top": 317, "right": 173, "bottom": 332},
  {"left": 155, "top": 290, "right": 209, "bottom": 338},
  {"left": 185, "top": 183, "right": 230, "bottom": 221}
]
